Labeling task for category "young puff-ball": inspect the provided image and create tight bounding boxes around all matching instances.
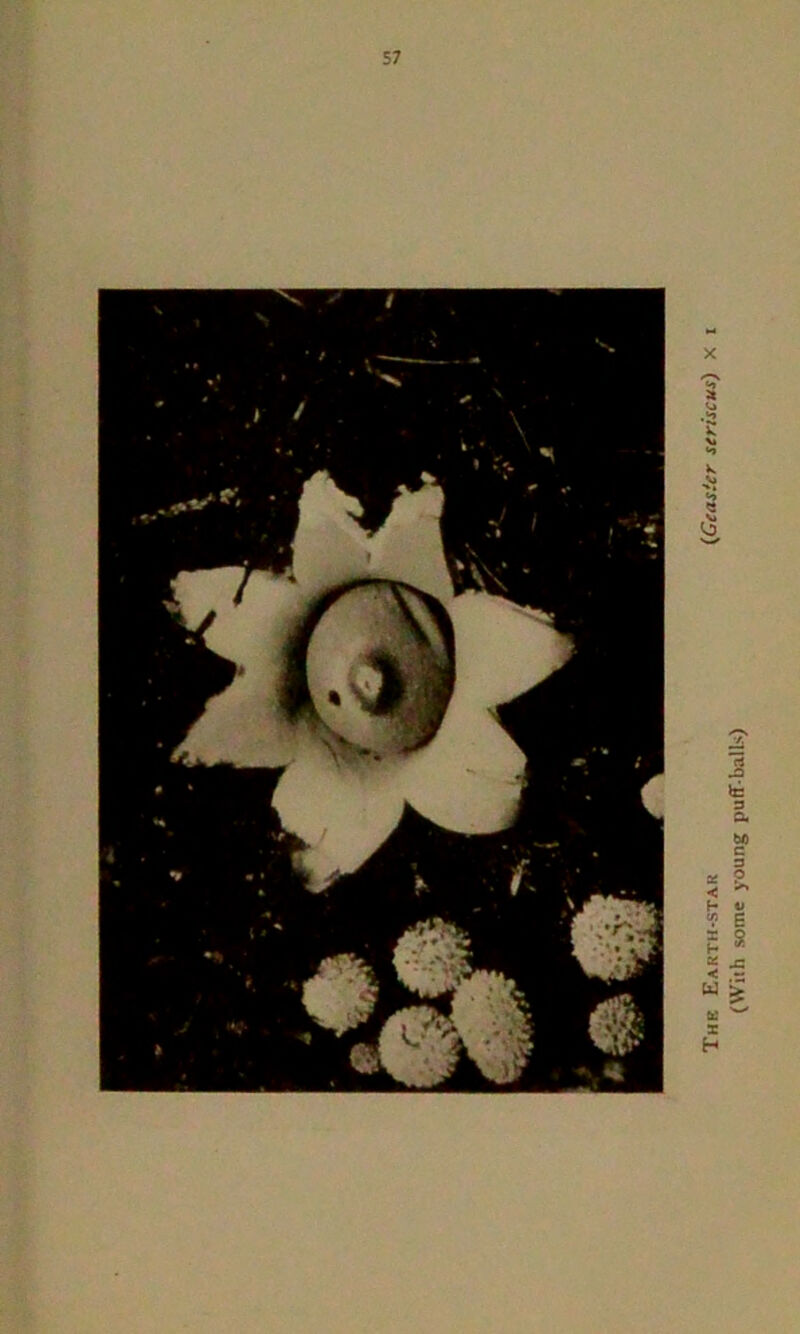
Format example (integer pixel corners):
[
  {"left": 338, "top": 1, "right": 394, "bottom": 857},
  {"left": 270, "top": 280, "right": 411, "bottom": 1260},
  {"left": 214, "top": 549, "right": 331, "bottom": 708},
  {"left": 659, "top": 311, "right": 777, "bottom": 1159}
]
[
  {"left": 570, "top": 894, "right": 660, "bottom": 983},
  {"left": 450, "top": 969, "right": 533, "bottom": 1086},
  {"left": 392, "top": 917, "right": 473, "bottom": 998},
  {"left": 302, "top": 953, "right": 379, "bottom": 1037},
  {"left": 378, "top": 1005, "right": 462, "bottom": 1088},
  {"left": 588, "top": 993, "right": 645, "bottom": 1056}
]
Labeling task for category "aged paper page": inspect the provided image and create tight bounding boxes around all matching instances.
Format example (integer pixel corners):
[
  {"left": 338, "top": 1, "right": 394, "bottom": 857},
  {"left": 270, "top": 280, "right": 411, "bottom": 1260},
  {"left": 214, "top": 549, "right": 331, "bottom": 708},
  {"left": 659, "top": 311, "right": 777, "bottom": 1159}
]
[{"left": 18, "top": 2, "right": 798, "bottom": 1330}]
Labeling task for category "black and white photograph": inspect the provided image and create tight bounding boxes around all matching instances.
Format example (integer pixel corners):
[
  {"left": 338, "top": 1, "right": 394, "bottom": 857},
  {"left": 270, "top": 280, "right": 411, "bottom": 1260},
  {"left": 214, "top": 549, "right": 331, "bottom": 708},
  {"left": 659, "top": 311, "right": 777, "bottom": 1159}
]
[
  {"left": 12, "top": 6, "right": 797, "bottom": 1326},
  {"left": 100, "top": 287, "right": 664, "bottom": 1093}
]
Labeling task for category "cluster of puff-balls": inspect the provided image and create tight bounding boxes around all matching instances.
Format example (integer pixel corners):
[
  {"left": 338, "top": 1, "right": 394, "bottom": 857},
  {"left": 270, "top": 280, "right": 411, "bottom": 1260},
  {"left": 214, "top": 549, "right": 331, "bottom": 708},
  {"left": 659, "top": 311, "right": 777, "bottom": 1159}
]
[
  {"left": 301, "top": 917, "right": 533, "bottom": 1088},
  {"left": 570, "top": 893, "right": 661, "bottom": 1057},
  {"left": 300, "top": 891, "right": 661, "bottom": 1083}
]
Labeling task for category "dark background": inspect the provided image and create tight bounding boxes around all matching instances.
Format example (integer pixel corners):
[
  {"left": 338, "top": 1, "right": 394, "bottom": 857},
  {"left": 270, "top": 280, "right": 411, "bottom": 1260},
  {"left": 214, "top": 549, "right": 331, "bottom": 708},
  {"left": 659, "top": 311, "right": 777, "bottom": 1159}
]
[{"left": 99, "top": 288, "right": 664, "bottom": 1092}]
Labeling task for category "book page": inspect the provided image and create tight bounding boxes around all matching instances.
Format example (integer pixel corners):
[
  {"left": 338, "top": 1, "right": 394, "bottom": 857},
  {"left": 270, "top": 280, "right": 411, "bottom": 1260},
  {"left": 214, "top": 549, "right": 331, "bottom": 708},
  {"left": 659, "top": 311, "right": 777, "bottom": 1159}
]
[{"left": 19, "top": 3, "right": 798, "bottom": 1329}]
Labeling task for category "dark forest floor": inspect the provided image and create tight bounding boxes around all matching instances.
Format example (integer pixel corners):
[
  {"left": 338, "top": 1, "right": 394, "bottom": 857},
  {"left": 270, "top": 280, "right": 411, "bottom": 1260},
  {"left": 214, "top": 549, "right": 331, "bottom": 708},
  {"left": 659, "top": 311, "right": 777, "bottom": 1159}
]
[{"left": 99, "top": 287, "right": 664, "bottom": 1092}]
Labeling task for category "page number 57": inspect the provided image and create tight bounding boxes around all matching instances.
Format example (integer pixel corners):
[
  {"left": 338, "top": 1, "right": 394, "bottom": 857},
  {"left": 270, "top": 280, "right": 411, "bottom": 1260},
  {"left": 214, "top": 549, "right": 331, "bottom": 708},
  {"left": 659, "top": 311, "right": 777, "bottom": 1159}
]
[{"left": 382, "top": 50, "right": 401, "bottom": 64}]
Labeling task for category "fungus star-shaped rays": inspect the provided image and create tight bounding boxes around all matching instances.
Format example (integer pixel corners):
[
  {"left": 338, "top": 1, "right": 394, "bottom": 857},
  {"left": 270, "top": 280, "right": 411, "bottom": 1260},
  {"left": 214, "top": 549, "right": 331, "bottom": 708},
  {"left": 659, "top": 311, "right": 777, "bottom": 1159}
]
[{"left": 168, "top": 471, "right": 573, "bottom": 890}]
